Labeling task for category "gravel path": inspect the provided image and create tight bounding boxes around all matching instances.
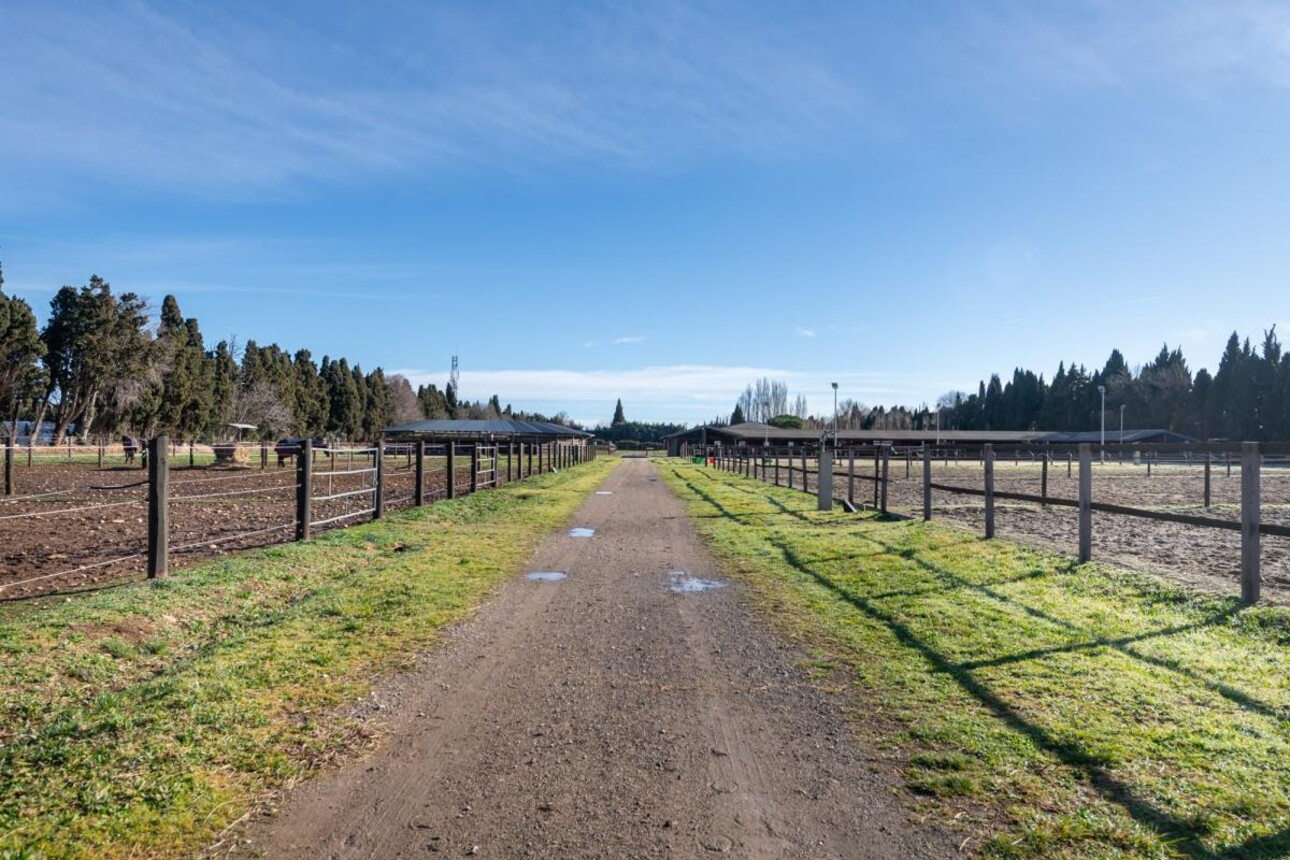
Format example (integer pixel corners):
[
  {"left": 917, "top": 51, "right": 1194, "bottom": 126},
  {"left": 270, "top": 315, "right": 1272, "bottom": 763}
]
[{"left": 239, "top": 458, "right": 955, "bottom": 859}]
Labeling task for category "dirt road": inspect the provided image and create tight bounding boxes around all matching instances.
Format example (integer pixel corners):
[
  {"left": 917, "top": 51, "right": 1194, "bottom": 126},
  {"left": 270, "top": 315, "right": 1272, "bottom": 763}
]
[{"left": 240, "top": 458, "right": 954, "bottom": 858}]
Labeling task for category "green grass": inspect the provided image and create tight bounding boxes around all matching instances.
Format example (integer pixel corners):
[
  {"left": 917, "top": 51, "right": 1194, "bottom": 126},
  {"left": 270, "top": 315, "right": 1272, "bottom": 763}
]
[
  {"left": 0, "top": 456, "right": 615, "bottom": 858},
  {"left": 659, "top": 460, "right": 1290, "bottom": 859}
]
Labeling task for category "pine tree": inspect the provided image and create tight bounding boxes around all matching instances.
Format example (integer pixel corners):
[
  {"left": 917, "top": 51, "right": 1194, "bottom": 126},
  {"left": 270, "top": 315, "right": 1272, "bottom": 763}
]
[
  {"left": 730, "top": 402, "right": 746, "bottom": 425},
  {"left": 611, "top": 398, "right": 626, "bottom": 425}
]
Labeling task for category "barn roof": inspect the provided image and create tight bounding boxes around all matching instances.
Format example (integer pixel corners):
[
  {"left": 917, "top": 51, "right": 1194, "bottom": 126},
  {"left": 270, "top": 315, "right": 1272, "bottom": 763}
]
[
  {"left": 663, "top": 422, "right": 1197, "bottom": 445},
  {"left": 383, "top": 419, "right": 591, "bottom": 439}
]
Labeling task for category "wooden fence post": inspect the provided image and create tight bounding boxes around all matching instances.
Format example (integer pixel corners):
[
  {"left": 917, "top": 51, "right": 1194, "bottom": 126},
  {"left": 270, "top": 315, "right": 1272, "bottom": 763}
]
[
  {"left": 189, "top": 440, "right": 195, "bottom": 468},
  {"left": 1078, "top": 444, "right": 1092, "bottom": 563},
  {"left": 1241, "top": 442, "right": 1261, "bottom": 603},
  {"left": 492, "top": 445, "right": 500, "bottom": 486},
  {"left": 295, "top": 439, "right": 313, "bottom": 541},
  {"left": 147, "top": 436, "right": 169, "bottom": 579},
  {"left": 800, "top": 448, "right": 807, "bottom": 492},
  {"left": 526, "top": 441, "right": 533, "bottom": 477},
  {"left": 447, "top": 442, "right": 456, "bottom": 499},
  {"left": 507, "top": 441, "right": 514, "bottom": 482},
  {"left": 1041, "top": 455, "right": 1049, "bottom": 509},
  {"left": 414, "top": 441, "right": 426, "bottom": 506},
  {"left": 922, "top": 443, "right": 931, "bottom": 521},
  {"left": 373, "top": 444, "right": 385, "bottom": 519},
  {"left": 261, "top": 441, "right": 268, "bottom": 470},
  {"left": 1203, "top": 452, "right": 1212, "bottom": 509},
  {"left": 774, "top": 450, "right": 780, "bottom": 486},
  {"left": 470, "top": 445, "right": 479, "bottom": 493},
  {"left": 872, "top": 448, "right": 880, "bottom": 510},
  {"left": 98, "top": 445, "right": 104, "bottom": 469},
  {"left": 848, "top": 448, "right": 856, "bottom": 508},
  {"left": 817, "top": 446, "right": 833, "bottom": 512},
  {"left": 881, "top": 446, "right": 890, "bottom": 514},
  {"left": 3, "top": 443, "right": 11, "bottom": 497},
  {"left": 983, "top": 443, "right": 995, "bottom": 539}
]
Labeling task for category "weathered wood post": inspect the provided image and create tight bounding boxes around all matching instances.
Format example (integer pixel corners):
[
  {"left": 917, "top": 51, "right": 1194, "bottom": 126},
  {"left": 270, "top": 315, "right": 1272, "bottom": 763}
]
[
  {"left": 526, "top": 441, "right": 533, "bottom": 477},
  {"left": 881, "top": 445, "right": 891, "bottom": 514},
  {"left": 470, "top": 445, "right": 480, "bottom": 493},
  {"left": 869, "top": 448, "right": 878, "bottom": 509},
  {"left": 373, "top": 443, "right": 385, "bottom": 519},
  {"left": 983, "top": 443, "right": 995, "bottom": 539},
  {"left": 906, "top": 451, "right": 911, "bottom": 479},
  {"left": 1067, "top": 451, "right": 1073, "bottom": 477},
  {"left": 98, "top": 445, "right": 104, "bottom": 469},
  {"left": 507, "top": 441, "right": 514, "bottom": 482},
  {"left": 295, "top": 439, "right": 313, "bottom": 541},
  {"left": 1041, "top": 455, "right": 1049, "bottom": 509},
  {"left": 446, "top": 442, "right": 456, "bottom": 499},
  {"left": 4, "top": 443, "right": 12, "bottom": 496},
  {"left": 189, "top": 440, "right": 195, "bottom": 468},
  {"left": 1078, "top": 444, "right": 1092, "bottom": 563},
  {"left": 1203, "top": 451, "right": 1212, "bottom": 508},
  {"left": 147, "top": 436, "right": 169, "bottom": 579},
  {"left": 817, "top": 445, "right": 833, "bottom": 512},
  {"left": 922, "top": 443, "right": 932, "bottom": 521},
  {"left": 261, "top": 441, "right": 268, "bottom": 470},
  {"left": 414, "top": 441, "right": 426, "bottom": 506},
  {"left": 774, "top": 450, "right": 780, "bottom": 486},
  {"left": 492, "top": 446, "right": 500, "bottom": 486},
  {"left": 1241, "top": 442, "right": 1261, "bottom": 603},
  {"left": 848, "top": 448, "right": 856, "bottom": 508},
  {"left": 800, "top": 448, "right": 807, "bottom": 492}
]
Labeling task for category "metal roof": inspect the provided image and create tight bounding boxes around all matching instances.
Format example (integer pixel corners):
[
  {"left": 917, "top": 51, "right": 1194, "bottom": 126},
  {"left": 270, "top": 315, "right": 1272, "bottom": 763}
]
[
  {"left": 383, "top": 419, "right": 591, "bottom": 438},
  {"left": 664, "top": 422, "right": 1196, "bottom": 445}
]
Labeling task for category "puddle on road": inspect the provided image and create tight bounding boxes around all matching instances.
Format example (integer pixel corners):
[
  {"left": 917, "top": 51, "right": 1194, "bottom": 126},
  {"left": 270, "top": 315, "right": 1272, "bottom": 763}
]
[
  {"left": 526, "top": 571, "right": 567, "bottom": 582},
  {"left": 666, "top": 570, "right": 727, "bottom": 593},
  {"left": 569, "top": 527, "right": 596, "bottom": 538},
  {"left": 595, "top": 491, "right": 613, "bottom": 495}
]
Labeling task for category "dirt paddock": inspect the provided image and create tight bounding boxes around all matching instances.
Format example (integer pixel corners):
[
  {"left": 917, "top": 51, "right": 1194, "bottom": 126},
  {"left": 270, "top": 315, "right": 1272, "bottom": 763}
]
[
  {"left": 767, "top": 456, "right": 1290, "bottom": 603},
  {"left": 0, "top": 455, "right": 484, "bottom": 601}
]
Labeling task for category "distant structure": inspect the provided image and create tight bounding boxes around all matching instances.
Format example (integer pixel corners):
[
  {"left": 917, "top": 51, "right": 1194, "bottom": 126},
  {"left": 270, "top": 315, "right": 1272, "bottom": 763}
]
[{"left": 450, "top": 354, "right": 460, "bottom": 394}]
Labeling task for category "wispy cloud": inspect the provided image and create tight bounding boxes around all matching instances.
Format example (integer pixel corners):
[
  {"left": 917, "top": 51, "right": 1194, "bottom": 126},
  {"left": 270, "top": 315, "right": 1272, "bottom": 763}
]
[
  {"left": 612, "top": 335, "right": 647, "bottom": 344},
  {"left": 794, "top": 327, "right": 817, "bottom": 338},
  {"left": 0, "top": 2, "right": 867, "bottom": 200}
]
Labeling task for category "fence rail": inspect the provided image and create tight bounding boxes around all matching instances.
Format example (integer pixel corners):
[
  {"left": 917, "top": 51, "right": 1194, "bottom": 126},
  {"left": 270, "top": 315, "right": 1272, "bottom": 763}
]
[
  {"left": 692, "top": 440, "right": 1284, "bottom": 604},
  {"left": 0, "top": 437, "right": 596, "bottom": 599}
]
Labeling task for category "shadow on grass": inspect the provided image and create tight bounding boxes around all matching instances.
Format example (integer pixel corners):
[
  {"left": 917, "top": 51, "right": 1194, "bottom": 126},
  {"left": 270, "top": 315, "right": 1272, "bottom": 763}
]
[{"left": 770, "top": 537, "right": 1224, "bottom": 859}]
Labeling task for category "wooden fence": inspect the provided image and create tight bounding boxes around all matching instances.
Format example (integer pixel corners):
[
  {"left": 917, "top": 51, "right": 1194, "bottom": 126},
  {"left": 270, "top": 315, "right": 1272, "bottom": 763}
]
[{"left": 696, "top": 441, "right": 1290, "bottom": 604}]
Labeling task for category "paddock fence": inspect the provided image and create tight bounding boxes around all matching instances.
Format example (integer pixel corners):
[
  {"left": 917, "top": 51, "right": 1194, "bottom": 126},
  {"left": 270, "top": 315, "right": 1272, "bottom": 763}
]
[
  {"left": 0, "top": 437, "right": 595, "bottom": 600},
  {"left": 691, "top": 441, "right": 1290, "bottom": 604}
]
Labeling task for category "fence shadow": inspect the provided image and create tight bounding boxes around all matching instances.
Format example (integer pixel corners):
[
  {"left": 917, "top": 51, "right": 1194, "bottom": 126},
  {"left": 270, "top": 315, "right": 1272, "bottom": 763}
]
[{"left": 770, "top": 537, "right": 1226, "bottom": 859}]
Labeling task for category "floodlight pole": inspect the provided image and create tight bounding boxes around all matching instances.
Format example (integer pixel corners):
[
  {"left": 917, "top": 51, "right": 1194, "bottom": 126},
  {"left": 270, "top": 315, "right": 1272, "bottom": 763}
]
[
  {"left": 831, "top": 382, "right": 839, "bottom": 446},
  {"left": 1098, "top": 385, "right": 1106, "bottom": 463}
]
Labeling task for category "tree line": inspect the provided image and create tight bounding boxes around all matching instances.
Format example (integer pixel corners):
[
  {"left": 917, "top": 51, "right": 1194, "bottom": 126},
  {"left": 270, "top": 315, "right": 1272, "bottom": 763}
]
[
  {"left": 764, "top": 328, "right": 1288, "bottom": 440},
  {"left": 0, "top": 268, "right": 553, "bottom": 445}
]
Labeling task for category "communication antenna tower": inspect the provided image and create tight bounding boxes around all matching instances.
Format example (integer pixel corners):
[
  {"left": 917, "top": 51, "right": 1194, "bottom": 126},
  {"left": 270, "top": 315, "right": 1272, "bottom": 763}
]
[{"left": 450, "top": 355, "right": 460, "bottom": 392}]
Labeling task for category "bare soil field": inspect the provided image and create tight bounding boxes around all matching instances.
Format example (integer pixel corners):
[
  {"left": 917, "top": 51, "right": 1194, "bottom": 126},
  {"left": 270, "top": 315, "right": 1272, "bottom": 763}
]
[{"left": 0, "top": 457, "right": 484, "bottom": 600}]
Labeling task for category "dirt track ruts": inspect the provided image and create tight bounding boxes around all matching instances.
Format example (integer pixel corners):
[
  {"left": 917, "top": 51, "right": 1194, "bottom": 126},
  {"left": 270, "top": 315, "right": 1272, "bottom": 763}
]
[{"left": 235, "top": 458, "right": 955, "bottom": 858}]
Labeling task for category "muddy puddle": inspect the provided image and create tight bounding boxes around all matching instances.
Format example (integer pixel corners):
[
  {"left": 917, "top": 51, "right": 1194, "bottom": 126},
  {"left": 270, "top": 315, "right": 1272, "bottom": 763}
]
[
  {"left": 666, "top": 570, "right": 726, "bottom": 593},
  {"left": 569, "top": 527, "right": 596, "bottom": 538},
  {"left": 525, "top": 571, "right": 567, "bottom": 582}
]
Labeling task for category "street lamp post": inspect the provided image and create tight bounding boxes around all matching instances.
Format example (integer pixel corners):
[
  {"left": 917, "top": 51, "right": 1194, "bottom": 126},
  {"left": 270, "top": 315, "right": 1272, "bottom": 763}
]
[
  {"left": 1098, "top": 385, "right": 1106, "bottom": 462},
  {"left": 831, "top": 382, "right": 839, "bottom": 446}
]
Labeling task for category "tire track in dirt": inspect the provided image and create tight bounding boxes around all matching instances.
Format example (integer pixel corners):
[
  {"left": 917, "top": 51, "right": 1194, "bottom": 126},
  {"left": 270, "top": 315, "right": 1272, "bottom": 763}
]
[{"left": 235, "top": 458, "right": 954, "bottom": 859}]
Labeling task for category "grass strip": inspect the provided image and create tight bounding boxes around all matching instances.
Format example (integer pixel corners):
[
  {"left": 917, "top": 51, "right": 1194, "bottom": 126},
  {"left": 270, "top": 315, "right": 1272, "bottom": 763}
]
[
  {"left": 660, "top": 460, "right": 1290, "bottom": 859},
  {"left": 0, "top": 456, "right": 616, "bottom": 858}
]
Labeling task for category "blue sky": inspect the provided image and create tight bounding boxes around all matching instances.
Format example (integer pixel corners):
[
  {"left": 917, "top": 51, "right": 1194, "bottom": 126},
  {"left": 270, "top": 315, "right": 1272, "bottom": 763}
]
[{"left": 3, "top": 1, "right": 1289, "bottom": 426}]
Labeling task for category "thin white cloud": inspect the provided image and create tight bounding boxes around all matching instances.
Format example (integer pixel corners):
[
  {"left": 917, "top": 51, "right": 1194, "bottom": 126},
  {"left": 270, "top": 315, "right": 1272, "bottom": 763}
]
[
  {"left": 612, "top": 335, "right": 647, "bottom": 344},
  {"left": 389, "top": 363, "right": 948, "bottom": 424},
  {"left": 795, "top": 327, "right": 817, "bottom": 338},
  {"left": 0, "top": 3, "right": 868, "bottom": 199}
]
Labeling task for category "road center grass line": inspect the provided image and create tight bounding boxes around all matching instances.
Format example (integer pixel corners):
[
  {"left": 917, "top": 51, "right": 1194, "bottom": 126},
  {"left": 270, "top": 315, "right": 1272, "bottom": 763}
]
[
  {"left": 659, "top": 460, "right": 1290, "bottom": 859},
  {"left": 0, "top": 456, "right": 616, "bottom": 859}
]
